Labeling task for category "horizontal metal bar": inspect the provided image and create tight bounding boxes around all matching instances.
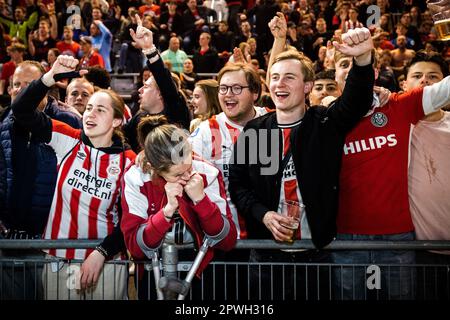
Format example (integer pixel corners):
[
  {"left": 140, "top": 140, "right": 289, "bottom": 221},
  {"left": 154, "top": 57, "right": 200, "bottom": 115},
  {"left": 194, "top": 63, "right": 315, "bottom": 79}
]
[
  {"left": 1, "top": 239, "right": 450, "bottom": 250},
  {"left": 196, "top": 73, "right": 218, "bottom": 77}
]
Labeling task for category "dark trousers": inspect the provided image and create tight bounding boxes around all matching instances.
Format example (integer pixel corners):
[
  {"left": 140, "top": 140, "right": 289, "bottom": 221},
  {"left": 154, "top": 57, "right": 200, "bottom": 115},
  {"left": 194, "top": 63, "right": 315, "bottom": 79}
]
[
  {"left": 416, "top": 250, "right": 450, "bottom": 300},
  {"left": 248, "top": 249, "right": 331, "bottom": 300},
  {"left": 0, "top": 249, "right": 45, "bottom": 300}
]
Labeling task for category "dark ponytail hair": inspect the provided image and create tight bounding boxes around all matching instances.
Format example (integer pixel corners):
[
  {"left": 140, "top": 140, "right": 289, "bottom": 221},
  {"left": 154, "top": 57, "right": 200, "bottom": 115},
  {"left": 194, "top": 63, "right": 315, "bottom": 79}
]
[{"left": 137, "top": 115, "right": 191, "bottom": 174}]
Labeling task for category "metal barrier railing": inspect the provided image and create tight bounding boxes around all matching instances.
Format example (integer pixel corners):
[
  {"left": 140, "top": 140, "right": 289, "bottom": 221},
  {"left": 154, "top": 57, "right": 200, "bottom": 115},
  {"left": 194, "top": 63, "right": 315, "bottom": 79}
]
[
  {"left": 1, "top": 239, "right": 450, "bottom": 250},
  {"left": 1, "top": 240, "right": 449, "bottom": 301}
]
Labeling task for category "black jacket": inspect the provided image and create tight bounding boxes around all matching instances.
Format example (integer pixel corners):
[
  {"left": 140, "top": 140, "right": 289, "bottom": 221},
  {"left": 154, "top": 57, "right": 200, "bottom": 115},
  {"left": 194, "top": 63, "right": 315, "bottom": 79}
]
[
  {"left": 192, "top": 47, "right": 220, "bottom": 73},
  {"left": 0, "top": 97, "right": 81, "bottom": 236},
  {"left": 124, "top": 52, "right": 191, "bottom": 153},
  {"left": 228, "top": 63, "right": 375, "bottom": 249}
]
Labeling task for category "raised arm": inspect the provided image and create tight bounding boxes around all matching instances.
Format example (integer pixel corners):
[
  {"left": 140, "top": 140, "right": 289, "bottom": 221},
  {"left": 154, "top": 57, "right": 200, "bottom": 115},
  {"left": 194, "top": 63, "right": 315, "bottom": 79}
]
[
  {"left": 130, "top": 14, "right": 190, "bottom": 129},
  {"left": 422, "top": 76, "right": 450, "bottom": 115},
  {"left": 266, "top": 12, "right": 287, "bottom": 86},
  {"left": 327, "top": 28, "right": 375, "bottom": 133},
  {"left": 11, "top": 55, "right": 85, "bottom": 142},
  {"left": 94, "top": 20, "right": 112, "bottom": 44}
]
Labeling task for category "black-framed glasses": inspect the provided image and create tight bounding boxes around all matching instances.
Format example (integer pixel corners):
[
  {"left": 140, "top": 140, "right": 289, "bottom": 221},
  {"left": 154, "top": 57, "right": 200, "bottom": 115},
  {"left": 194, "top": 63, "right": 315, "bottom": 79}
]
[{"left": 218, "top": 84, "right": 250, "bottom": 95}]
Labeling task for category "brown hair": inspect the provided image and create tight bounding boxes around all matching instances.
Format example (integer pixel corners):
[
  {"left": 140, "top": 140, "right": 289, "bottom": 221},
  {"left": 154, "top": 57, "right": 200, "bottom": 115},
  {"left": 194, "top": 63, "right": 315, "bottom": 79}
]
[
  {"left": 217, "top": 62, "right": 262, "bottom": 100},
  {"left": 7, "top": 43, "right": 26, "bottom": 53},
  {"left": 137, "top": 115, "right": 191, "bottom": 174},
  {"left": 17, "top": 60, "right": 45, "bottom": 75},
  {"left": 195, "top": 79, "right": 221, "bottom": 120},
  {"left": 95, "top": 89, "right": 126, "bottom": 142},
  {"left": 272, "top": 50, "right": 315, "bottom": 82}
]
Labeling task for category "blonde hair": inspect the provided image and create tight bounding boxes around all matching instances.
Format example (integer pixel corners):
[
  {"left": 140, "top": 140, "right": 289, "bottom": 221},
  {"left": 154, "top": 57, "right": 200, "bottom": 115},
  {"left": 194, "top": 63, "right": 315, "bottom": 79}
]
[{"left": 272, "top": 50, "right": 315, "bottom": 82}]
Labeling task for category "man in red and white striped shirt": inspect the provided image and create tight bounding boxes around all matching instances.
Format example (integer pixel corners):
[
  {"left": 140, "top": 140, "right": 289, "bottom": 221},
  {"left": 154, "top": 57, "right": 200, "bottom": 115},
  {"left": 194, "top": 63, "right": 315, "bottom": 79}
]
[{"left": 189, "top": 63, "right": 271, "bottom": 239}]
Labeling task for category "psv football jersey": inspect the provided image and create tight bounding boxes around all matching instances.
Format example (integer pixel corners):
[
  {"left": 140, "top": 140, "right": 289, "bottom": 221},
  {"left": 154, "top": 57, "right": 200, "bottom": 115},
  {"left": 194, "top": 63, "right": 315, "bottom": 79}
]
[
  {"left": 337, "top": 88, "right": 425, "bottom": 235},
  {"left": 189, "top": 107, "right": 271, "bottom": 239},
  {"left": 278, "top": 122, "right": 311, "bottom": 240},
  {"left": 44, "top": 120, "right": 135, "bottom": 259}
]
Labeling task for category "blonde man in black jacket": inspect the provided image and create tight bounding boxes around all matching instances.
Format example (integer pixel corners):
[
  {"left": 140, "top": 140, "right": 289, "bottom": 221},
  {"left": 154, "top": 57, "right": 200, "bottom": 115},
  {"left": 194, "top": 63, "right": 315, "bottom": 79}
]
[{"left": 228, "top": 26, "right": 375, "bottom": 299}]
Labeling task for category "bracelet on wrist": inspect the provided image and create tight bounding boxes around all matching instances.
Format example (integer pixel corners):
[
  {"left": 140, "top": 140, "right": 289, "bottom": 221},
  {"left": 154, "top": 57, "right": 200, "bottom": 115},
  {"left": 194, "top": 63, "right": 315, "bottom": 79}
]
[
  {"left": 95, "top": 245, "right": 108, "bottom": 258},
  {"left": 142, "top": 45, "right": 157, "bottom": 56},
  {"left": 163, "top": 207, "right": 174, "bottom": 221}
]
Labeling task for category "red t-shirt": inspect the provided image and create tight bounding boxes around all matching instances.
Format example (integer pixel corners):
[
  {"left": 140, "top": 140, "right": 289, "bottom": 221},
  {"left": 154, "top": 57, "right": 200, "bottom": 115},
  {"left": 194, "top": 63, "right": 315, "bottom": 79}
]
[
  {"left": 56, "top": 41, "right": 81, "bottom": 57},
  {"left": 1, "top": 61, "right": 16, "bottom": 93},
  {"left": 337, "top": 88, "right": 425, "bottom": 235},
  {"left": 80, "top": 51, "right": 105, "bottom": 69}
]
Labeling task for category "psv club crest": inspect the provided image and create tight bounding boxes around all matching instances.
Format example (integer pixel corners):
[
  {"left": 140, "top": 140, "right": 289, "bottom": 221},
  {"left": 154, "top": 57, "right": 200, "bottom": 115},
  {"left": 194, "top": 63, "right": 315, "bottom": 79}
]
[
  {"left": 371, "top": 112, "right": 388, "bottom": 128},
  {"left": 107, "top": 160, "right": 121, "bottom": 177}
]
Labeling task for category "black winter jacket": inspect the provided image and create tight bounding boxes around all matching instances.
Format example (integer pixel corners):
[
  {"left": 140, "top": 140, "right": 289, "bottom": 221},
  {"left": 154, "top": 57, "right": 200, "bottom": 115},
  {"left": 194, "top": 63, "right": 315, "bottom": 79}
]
[
  {"left": 229, "top": 62, "right": 375, "bottom": 248},
  {"left": 124, "top": 52, "right": 191, "bottom": 153},
  {"left": 0, "top": 99, "right": 81, "bottom": 236}
]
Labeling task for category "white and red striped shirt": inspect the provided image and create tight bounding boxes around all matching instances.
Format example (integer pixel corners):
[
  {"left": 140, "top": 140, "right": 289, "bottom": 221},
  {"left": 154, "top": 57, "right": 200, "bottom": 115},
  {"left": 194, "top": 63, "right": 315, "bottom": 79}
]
[
  {"left": 121, "top": 155, "right": 237, "bottom": 274},
  {"left": 43, "top": 120, "right": 135, "bottom": 259},
  {"left": 189, "top": 107, "right": 271, "bottom": 239},
  {"left": 278, "top": 123, "right": 311, "bottom": 240}
]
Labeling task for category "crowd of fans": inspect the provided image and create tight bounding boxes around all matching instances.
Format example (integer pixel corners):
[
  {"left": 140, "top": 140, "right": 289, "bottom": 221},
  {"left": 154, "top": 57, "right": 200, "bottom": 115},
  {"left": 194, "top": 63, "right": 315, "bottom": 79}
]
[
  {"left": 0, "top": 0, "right": 450, "bottom": 301},
  {"left": 0, "top": 0, "right": 448, "bottom": 108}
]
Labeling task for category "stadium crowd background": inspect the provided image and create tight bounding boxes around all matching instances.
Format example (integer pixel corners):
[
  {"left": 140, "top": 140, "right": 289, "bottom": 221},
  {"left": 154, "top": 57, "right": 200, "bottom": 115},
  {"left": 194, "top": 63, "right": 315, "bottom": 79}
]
[{"left": 0, "top": 0, "right": 446, "bottom": 110}]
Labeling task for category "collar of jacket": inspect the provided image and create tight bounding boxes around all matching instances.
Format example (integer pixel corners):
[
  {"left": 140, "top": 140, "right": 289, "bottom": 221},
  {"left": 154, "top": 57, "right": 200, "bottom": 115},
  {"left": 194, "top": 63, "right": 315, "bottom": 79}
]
[{"left": 80, "top": 130, "right": 130, "bottom": 154}]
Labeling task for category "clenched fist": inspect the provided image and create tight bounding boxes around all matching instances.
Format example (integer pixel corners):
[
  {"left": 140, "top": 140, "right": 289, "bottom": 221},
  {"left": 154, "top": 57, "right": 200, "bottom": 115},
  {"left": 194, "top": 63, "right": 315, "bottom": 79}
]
[
  {"left": 184, "top": 173, "right": 206, "bottom": 204},
  {"left": 164, "top": 182, "right": 183, "bottom": 218},
  {"left": 333, "top": 27, "right": 374, "bottom": 66}
]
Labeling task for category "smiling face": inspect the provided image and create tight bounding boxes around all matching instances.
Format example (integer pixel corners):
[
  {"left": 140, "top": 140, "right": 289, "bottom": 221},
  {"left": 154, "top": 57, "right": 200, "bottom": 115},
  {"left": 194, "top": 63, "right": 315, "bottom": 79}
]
[
  {"left": 47, "top": 50, "right": 57, "bottom": 64},
  {"left": 83, "top": 92, "right": 122, "bottom": 147},
  {"left": 218, "top": 70, "right": 258, "bottom": 124},
  {"left": 92, "top": 8, "right": 102, "bottom": 20},
  {"left": 269, "top": 59, "right": 312, "bottom": 113},
  {"left": 192, "top": 86, "right": 207, "bottom": 116}
]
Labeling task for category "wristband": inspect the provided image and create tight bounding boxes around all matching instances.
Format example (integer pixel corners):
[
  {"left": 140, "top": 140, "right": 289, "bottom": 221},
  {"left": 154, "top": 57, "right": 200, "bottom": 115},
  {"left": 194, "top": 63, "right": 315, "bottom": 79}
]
[
  {"left": 95, "top": 245, "right": 108, "bottom": 258},
  {"left": 142, "top": 45, "right": 157, "bottom": 56},
  {"left": 163, "top": 207, "right": 174, "bottom": 221}
]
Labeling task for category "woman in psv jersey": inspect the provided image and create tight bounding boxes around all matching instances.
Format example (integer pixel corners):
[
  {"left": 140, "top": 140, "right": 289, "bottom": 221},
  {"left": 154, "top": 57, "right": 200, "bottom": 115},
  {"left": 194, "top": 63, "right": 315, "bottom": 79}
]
[
  {"left": 11, "top": 55, "right": 136, "bottom": 300},
  {"left": 120, "top": 115, "right": 237, "bottom": 300}
]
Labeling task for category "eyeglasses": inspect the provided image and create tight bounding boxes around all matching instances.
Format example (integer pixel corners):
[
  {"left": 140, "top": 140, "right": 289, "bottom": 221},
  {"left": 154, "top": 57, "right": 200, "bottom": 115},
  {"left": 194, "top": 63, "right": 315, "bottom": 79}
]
[{"left": 218, "top": 84, "right": 250, "bottom": 95}]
